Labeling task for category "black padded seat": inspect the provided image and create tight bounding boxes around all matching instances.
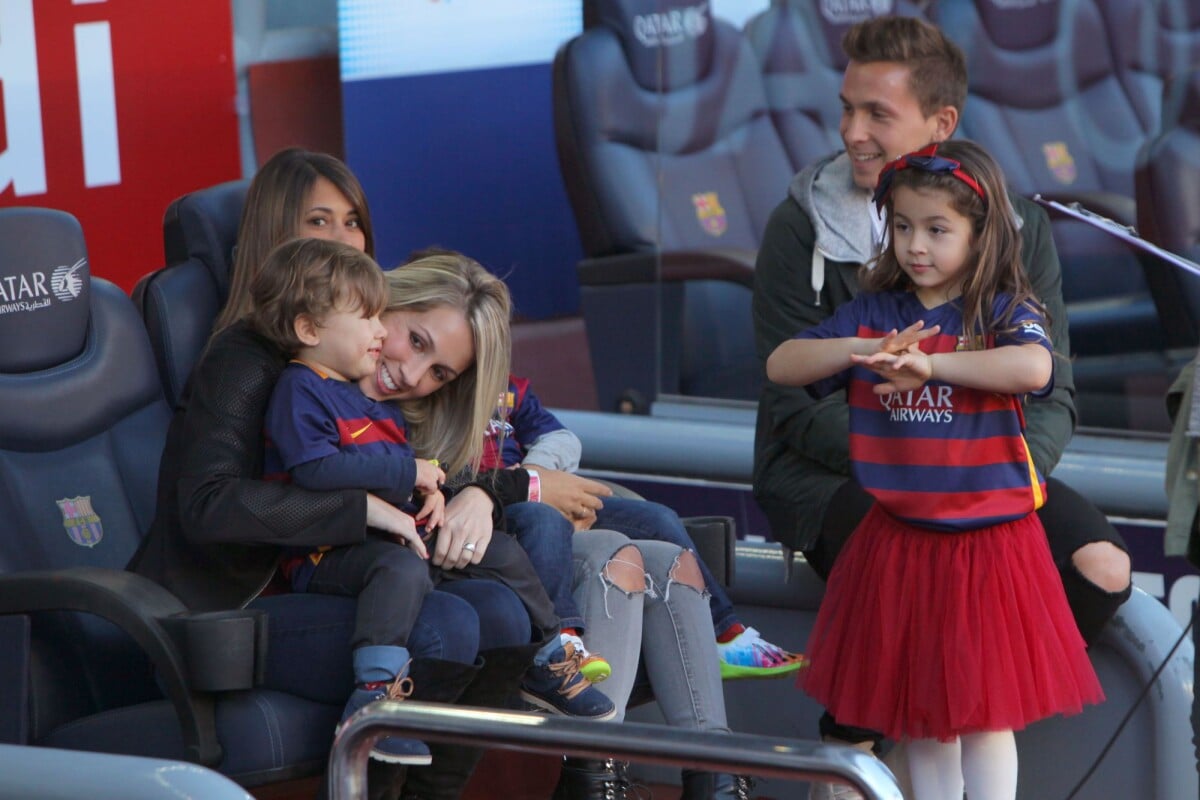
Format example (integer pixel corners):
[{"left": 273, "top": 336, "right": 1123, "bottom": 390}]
[
  {"left": 133, "top": 179, "right": 249, "bottom": 407},
  {"left": 554, "top": 0, "right": 793, "bottom": 410},
  {"left": 0, "top": 207, "right": 353, "bottom": 788}
]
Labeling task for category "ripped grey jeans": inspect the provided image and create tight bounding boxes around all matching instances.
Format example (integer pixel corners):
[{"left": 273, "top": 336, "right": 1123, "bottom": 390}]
[{"left": 571, "top": 529, "right": 729, "bottom": 733}]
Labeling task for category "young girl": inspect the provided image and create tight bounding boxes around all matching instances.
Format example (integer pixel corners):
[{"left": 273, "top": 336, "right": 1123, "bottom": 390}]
[{"left": 767, "top": 141, "right": 1103, "bottom": 800}]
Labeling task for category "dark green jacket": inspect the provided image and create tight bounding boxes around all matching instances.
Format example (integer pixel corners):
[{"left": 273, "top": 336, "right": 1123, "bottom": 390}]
[{"left": 751, "top": 153, "right": 1077, "bottom": 552}]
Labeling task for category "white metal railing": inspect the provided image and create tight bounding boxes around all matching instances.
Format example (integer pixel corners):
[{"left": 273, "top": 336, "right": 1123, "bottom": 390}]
[{"left": 328, "top": 702, "right": 902, "bottom": 800}]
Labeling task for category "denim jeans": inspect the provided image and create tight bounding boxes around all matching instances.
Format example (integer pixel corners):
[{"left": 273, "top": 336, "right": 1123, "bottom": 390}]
[
  {"left": 594, "top": 496, "right": 738, "bottom": 636},
  {"left": 506, "top": 501, "right": 585, "bottom": 631},
  {"left": 250, "top": 579, "right": 530, "bottom": 705},
  {"left": 571, "top": 529, "right": 728, "bottom": 734},
  {"left": 302, "top": 530, "right": 559, "bottom": 653}
]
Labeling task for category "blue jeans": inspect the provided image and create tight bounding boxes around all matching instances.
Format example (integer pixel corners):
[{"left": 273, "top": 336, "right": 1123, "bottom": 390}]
[
  {"left": 251, "top": 580, "right": 530, "bottom": 705},
  {"left": 594, "top": 496, "right": 737, "bottom": 635},
  {"left": 506, "top": 501, "right": 584, "bottom": 631}
]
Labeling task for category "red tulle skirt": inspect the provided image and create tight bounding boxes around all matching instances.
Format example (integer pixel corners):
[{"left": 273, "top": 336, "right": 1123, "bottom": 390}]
[{"left": 800, "top": 505, "right": 1104, "bottom": 742}]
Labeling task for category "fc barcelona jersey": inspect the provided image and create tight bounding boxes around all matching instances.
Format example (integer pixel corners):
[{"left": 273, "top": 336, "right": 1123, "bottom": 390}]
[
  {"left": 480, "top": 375, "right": 565, "bottom": 471},
  {"left": 797, "top": 291, "right": 1053, "bottom": 532}
]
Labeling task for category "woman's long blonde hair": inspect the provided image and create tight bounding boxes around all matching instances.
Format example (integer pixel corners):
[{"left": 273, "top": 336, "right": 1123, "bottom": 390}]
[
  {"left": 217, "top": 147, "right": 375, "bottom": 333},
  {"left": 385, "top": 253, "right": 511, "bottom": 478}
]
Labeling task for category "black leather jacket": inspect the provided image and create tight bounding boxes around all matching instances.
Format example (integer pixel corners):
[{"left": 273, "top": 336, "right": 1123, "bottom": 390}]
[{"left": 129, "top": 323, "right": 368, "bottom": 611}]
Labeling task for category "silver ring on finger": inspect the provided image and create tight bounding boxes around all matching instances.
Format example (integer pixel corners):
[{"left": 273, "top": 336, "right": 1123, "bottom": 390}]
[{"left": 463, "top": 541, "right": 477, "bottom": 552}]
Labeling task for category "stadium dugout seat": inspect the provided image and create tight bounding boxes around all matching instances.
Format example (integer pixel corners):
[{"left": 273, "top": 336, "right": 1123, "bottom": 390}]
[
  {"left": 1097, "top": 0, "right": 1200, "bottom": 134},
  {"left": 0, "top": 207, "right": 356, "bottom": 788},
  {"left": 743, "top": 0, "right": 925, "bottom": 173},
  {"left": 1135, "top": 75, "right": 1200, "bottom": 351},
  {"left": 930, "top": 0, "right": 1164, "bottom": 366},
  {"left": 132, "top": 179, "right": 249, "bottom": 408},
  {"left": 552, "top": 0, "right": 793, "bottom": 411}
]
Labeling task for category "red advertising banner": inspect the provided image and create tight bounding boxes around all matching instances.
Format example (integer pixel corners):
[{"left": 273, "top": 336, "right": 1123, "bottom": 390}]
[{"left": 0, "top": 0, "right": 241, "bottom": 292}]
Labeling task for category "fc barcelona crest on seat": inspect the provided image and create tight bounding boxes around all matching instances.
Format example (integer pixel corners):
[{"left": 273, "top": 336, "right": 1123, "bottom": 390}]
[
  {"left": 57, "top": 495, "right": 103, "bottom": 547},
  {"left": 692, "top": 191, "right": 727, "bottom": 237}
]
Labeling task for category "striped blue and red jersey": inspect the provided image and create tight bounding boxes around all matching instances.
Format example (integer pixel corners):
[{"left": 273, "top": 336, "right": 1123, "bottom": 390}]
[
  {"left": 264, "top": 361, "right": 419, "bottom": 512},
  {"left": 480, "top": 375, "right": 565, "bottom": 471},
  {"left": 797, "top": 290, "right": 1053, "bottom": 532}
]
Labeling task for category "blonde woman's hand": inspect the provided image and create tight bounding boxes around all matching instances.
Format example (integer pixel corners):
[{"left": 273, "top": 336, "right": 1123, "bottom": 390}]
[{"left": 434, "top": 486, "right": 494, "bottom": 569}]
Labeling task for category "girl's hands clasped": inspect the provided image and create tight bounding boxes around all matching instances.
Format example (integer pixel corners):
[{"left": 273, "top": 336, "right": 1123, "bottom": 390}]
[{"left": 853, "top": 320, "right": 941, "bottom": 394}]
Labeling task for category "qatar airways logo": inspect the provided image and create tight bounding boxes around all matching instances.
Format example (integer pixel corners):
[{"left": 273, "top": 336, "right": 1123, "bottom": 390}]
[
  {"left": 0, "top": 258, "right": 84, "bottom": 315},
  {"left": 820, "top": 0, "right": 894, "bottom": 25},
  {"left": 878, "top": 384, "right": 954, "bottom": 423},
  {"left": 633, "top": 2, "right": 708, "bottom": 48}
]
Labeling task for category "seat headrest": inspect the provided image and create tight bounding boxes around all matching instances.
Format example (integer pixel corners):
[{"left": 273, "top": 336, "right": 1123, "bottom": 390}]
[
  {"left": 594, "top": 0, "right": 716, "bottom": 91},
  {"left": 0, "top": 208, "right": 91, "bottom": 373},
  {"left": 1160, "top": 1, "right": 1200, "bottom": 30},
  {"left": 162, "top": 179, "right": 249, "bottom": 305},
  {"left": 976, "top": 0, "right": 1061, "bottom": 50}
]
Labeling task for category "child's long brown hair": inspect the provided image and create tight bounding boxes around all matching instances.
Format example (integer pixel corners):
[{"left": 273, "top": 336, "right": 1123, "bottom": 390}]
[{"left": 864, "top": 139, "right": 1048, "bottom": 346}]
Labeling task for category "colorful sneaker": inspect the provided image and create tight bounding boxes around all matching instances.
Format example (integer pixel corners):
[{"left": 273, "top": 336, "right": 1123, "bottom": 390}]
[
  {"left": 337, "top": 671, "right": 432, "bottom": 765},
  {"left": 562, "top": 632, "right": 611, "bottom": 683},
  {"left": 717, "top": 626, "right": 809, "bottom": 680},
  {"left": 520, "top": 641, "right": 617, "bottom": 720}
]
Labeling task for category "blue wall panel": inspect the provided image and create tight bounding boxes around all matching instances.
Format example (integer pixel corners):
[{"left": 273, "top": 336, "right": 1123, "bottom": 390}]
[{"left": 343, "top": 63, "right": 583, "bottom": 320}]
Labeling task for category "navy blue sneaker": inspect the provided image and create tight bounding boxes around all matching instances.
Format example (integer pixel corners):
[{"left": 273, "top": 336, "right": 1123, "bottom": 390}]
[
  {"left": 520, "top": 641, "right": 617, "bottom": 720},
  {"left": 337, "top": 672, "right": 432, "bottom": 765}
]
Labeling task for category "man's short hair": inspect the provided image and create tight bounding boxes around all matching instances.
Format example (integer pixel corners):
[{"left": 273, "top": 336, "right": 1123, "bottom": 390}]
[{"left": 842, "top": 16, "right": 968, "bottom": 118}]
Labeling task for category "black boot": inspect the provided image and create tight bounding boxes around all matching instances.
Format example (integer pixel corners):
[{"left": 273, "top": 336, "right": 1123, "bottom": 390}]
[
  {"left": 681, "top": 769, "right": 757, "bottom": 800},
  {"left": 551, "top": 757, "right": 633, "bottom": 800},
  {"left": 401, "top": 643, "right": 541, "bottom": 800}
]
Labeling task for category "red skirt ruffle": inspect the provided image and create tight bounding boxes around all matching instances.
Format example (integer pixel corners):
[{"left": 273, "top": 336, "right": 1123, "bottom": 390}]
[{"left": 800, "top": 505, "right": 1104, "bottom": 742}]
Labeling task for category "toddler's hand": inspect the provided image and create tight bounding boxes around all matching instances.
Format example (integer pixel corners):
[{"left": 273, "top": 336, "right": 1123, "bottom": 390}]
[
  {"left": 365, "top": 493, "right": 428, "bottom": 559},
  {"left": 414, "top": 459, "right": 445, "bottom": 496},
  {"left": 415, "top": 489, "right": 446, "bottom": 536}
]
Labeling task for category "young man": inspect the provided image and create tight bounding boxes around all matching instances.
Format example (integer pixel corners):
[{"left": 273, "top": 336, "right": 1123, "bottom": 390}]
[{"left": 750, "top": 15, "right": 1133, "bottom": 799}]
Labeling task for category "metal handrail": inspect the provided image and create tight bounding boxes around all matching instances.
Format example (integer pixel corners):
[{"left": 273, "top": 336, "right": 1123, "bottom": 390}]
[{"left": 329, "top": 701, "right": 902, "bottom": 800}]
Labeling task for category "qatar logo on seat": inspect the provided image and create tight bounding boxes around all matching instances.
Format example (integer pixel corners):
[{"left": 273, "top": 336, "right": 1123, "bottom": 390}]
[
  {"left": 50, "top": 258, "right": 86, "bottom": 302},
  {"left": 820, "top": 0, "right": 896, "bottom": 26},
  {"left": 633, "top": 2, "right": 708, "bottom": 48}
]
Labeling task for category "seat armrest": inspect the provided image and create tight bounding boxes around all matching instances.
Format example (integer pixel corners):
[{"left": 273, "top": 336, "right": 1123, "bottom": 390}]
[
  {"left": 681, "top": 515, "right": 736, "bottom": 587},
  {"left": 578, "top": 249, "right": 756, "bottom": 289},
  {"left": 0, "top": 567, "right": 261, "bottom": 766}
]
